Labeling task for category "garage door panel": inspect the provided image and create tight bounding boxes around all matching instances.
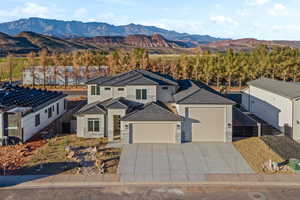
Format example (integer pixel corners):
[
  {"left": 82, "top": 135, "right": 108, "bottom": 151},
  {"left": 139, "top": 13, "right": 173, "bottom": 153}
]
[
  {"left": 132, "top": 123, "right": 176, "bottom": 143},
  {"left": 189, "top": 107, "right": 225, "bottom": 142}
]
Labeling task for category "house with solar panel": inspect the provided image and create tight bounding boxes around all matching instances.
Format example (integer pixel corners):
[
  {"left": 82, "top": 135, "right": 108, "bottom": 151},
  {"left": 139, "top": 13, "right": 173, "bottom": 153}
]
[
  {"left": 0, "top": 85, "right": 67, "bottom": 144},
  {"left": 75, "top": 70, "right": 235, "bottom": 144}
]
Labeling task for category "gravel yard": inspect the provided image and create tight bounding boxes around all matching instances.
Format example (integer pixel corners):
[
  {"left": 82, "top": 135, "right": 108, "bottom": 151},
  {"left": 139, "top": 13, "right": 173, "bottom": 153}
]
[
  {"left": 233, "top": 137, "right": 291, "bottom": 174},
  {"left": 261, "top": 136, "right": 300, "bottom": 160},
  {"left": 0, "top": 134, "right": 121, "bottom": 175}
]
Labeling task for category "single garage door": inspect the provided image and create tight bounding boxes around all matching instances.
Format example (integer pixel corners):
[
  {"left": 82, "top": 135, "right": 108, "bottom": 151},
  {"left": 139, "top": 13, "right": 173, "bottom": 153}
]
[
  {"left": 132, "top": 123, "right": 176, "bottom": 143},
  {"left": 189, "top": 107, "right": 225, "bottom": 142}
]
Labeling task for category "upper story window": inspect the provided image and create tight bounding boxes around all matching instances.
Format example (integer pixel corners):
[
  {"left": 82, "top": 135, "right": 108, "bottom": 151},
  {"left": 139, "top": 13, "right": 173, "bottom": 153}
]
[
  {"left": 91, "top": 85, "right": 100, "bottom": 95},
  {"left": 162, "top": 86, "right": 168, "bottom": 90},
  {"left": 118, "top": 88, "right": 125, "bottom": 91},
  {"left": 136, "top": 89, "right": 147, "bottom": 100},
  {"left": 104, "top": 87, "right": 111, "bottom": 91}
]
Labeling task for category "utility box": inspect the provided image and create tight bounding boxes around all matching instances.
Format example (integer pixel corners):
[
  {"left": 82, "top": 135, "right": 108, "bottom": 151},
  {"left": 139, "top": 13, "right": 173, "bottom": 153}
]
[{"left": 289, "top": 159, "right": 300, "bottom": 172}]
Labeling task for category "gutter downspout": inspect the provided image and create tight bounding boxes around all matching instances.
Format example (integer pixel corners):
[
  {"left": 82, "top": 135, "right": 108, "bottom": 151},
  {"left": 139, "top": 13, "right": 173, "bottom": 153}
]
[
  {"left": 292, "top": 99, "right": 294, "bottom": 139},
  {"left": 0, "top": 112, "right": 3, "bottom": 139}
]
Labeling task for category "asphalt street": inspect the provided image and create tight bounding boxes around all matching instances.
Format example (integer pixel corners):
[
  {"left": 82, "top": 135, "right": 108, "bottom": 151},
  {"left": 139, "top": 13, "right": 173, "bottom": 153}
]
[{"left": 1, "top": 185, "right": 300, "bottom": 200}]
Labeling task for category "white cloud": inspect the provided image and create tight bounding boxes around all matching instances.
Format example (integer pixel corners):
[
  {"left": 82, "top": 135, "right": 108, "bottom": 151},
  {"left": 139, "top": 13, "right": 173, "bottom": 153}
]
[
  {"left": 21, "top": 3, "right": 49, "bottom": 17},
  {"left": 268, "top": 3, "right": 288, "bottom": 16},
  {"left": 210, "top": 15, "right": 239, "bottom": 26},
  {"left": 247, "top": 0, "right": 270, "bottom": 6},
  {"left": 0, "top": 2, "right": 64, "bottom": 22}
]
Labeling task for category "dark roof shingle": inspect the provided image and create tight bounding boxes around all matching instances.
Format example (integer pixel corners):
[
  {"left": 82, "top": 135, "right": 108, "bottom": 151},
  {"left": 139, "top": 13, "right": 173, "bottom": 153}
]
[
  {"left": 86, "top": 69, "right": 178, "bottom": 86},
  {"left": 121, "top": 101, "right": 181, "bottom": 121},
  {"left": 76, "top": 97, "right": 142, "bottom": 115},
  {"left": 174, "top": 80, "right": 235, "bottom": 105},
  {"left": 247, "top": 78, "right": 300, "bottom": 99}
]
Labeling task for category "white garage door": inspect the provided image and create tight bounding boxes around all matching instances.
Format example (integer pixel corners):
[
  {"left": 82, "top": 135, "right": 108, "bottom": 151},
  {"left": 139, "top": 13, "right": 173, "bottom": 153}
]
[
  {"left": 189, "top": 107, "right": 225, "bottom": 142},
  {"left": 132, "top": 123, "right": 176, "bottom": 143}
]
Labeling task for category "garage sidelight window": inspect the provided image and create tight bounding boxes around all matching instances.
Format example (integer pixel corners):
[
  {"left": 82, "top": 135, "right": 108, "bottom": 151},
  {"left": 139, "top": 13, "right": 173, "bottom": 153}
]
[
  {"left": 88, "top": 118, "right": 100, "bottom": 132},
  {"left": 136, "top": 89, "right": 147, "bottom": 100}
]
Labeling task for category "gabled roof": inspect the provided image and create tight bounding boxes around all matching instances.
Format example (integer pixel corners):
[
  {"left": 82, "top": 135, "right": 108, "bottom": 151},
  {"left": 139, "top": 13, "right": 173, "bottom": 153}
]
[
  {"left": 174, "top": 80, "right": 235, "bottom": 105},
  {"left": 76, "top": 101, "right": 106, "bottom": 115},
  {"left": 100, "top": 97, "right": 141, "bottom": 109},
  {"left": 86, "top": 69, "right": 178, "bottom": 86},
  {"left": 247, "top": 78, "right": 300, "bottom": 99},
  {"left": 76, "top": 97, "right": 142, "bottom": 115},
  {"left": 121, "top": 101, "right": 181, "bottom": 121}
]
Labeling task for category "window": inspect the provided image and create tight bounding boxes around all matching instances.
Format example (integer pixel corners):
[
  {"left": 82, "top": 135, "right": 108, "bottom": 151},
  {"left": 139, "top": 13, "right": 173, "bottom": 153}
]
[
  {"left": 56, "top": 103, "right": 59, "bottom": 115},
  {"left": 48, "top": 107, "right": 52, "bottom": 118},
  {"left": 45, "top": 109, "right": 47, "bottom": 113},
  {"left": 35, "top": 114, "right": 40, "bottom": 127},
  {"left": 162, "top": 86, "right": 168, "bottom": 90},
  {"left": 52, "top": 105, "right": 55, "bottom": 112},
  {"left": 118, "top": 88, "right": 124, "bottom": 91},
  {"left": 64, "top": 99, "right": 67, "bottom": 110},
  {"left": 104, "top": 87, "right": 111, "bottom": 91},
  {"left": 88, "top": 118, "right": 100, "bottom": 132},
  {"left": 136, "top": 89, "right": 147, "bottom": 100},
  {"left": 91, "top": 85, "right": 100, "bottom": 95}
]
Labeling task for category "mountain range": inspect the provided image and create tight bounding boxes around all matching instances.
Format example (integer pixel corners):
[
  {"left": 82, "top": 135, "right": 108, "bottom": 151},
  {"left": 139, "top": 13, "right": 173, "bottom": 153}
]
[
  {"left": 1, "top": 18, "right": 300, "bottom": 56},
  {"left": 198, "top": 38, "right": 300, "bottom": 52},
  {"left": 0, "top": 31, "right": 193, "bottom": 56},
  {"left": 0, "top": 17, "right": 225, "bottom": 46}
]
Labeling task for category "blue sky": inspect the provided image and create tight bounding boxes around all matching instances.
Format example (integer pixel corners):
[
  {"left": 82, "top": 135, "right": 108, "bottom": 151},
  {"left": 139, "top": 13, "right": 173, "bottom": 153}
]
[{"left": 1, "top": 0, "right": 300, "bottom": 40}]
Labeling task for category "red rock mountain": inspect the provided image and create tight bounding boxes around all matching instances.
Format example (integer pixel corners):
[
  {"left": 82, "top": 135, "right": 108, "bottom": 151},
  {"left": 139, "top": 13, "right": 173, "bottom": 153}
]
[
  {"left": 69, "top": 34, "right": 189, "bottom": 48},
  {"left": 198, "top": 38, "right": 300, "bottom": 52}
]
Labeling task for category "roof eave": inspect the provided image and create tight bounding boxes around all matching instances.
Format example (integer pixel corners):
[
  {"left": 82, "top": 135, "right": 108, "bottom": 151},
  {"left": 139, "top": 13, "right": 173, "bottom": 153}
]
[{"left": 176, "top": 101, "right": 236, "bottom": 105}]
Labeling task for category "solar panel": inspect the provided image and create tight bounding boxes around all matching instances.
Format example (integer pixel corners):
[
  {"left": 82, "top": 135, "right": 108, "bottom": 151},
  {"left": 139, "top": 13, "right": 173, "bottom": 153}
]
[{"left": 0, "top": 85, "right": 64, "bottom": 109}]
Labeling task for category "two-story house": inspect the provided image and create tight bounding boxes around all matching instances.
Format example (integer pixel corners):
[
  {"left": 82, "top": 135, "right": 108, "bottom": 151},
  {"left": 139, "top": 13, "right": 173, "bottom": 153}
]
[{"left": 75, "top": 69, "right": 235, "bottom": 144}]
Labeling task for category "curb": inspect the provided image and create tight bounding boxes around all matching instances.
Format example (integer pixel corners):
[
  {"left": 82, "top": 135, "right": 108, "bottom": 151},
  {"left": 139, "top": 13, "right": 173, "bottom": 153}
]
[{"left": 2, "top": 181, "right": 300, "bottom": 190}]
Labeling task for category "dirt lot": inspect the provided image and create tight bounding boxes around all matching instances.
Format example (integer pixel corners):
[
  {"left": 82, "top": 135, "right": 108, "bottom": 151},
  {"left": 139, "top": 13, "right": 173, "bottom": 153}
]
[
  {"left": 233, "top": 137, "right": 291, "bottom": 174},
  {"left": 0, "top": 135, "right": 47, "bottom": 175},
  {"left": 0, "top": 134, "right": 121, "bottom": 175}
]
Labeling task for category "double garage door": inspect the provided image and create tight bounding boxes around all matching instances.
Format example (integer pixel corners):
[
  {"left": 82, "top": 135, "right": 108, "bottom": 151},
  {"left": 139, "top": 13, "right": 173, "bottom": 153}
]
[
  {"left": 132, "top": 123, "right": 177, "bottom": 143},
  {"left": 130, "top": 107, "right": 226, "bottom": 143},
  {"left": 189, "top": 107, "right": 225, "bottom": 142}
]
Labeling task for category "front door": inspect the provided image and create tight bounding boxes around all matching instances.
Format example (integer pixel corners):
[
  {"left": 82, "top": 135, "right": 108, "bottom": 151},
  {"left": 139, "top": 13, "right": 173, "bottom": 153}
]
[{"left": 113, "top": 115, "right": 121, "bottom": 140}]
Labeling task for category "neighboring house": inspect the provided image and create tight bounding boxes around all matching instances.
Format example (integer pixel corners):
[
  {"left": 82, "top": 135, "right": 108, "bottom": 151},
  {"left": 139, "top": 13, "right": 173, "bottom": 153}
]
[
  {"left": 75, "top": 69, "right": 235, "bottom": 144},
  {"left": 241, "top": 78, "right": 300, "bottom": 140},
  {"left": 0, "top": 85, "right": 66, "bottom": 143}
]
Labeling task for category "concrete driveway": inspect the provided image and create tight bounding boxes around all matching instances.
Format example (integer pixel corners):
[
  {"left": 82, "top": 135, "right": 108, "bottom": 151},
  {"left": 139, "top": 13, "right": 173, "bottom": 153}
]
[{"left": 118, "top": 143, "right": 253, "bottom": 182}]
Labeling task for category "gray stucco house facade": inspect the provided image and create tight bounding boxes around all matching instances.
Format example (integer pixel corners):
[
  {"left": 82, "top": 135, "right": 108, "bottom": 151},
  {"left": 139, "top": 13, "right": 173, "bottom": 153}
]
[{"left": 75, "top": 69, "right": 235, "bottom": 144}]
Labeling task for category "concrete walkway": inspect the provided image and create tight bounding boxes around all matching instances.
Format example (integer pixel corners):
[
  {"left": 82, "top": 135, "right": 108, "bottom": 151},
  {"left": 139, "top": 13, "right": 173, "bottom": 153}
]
[
  {"left": 118, "top": 143, "right": 253, "bottom": 182},
  {"left": 1, "top": 174, "right": 300, "bottom": 189}
]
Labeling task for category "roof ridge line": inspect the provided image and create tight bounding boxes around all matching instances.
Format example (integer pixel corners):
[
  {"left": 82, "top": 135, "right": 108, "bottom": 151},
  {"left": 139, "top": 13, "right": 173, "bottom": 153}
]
[
  {"left": 99, "top": 70, "right": 139, "bottom": 85},
  {"left": 177, "top": 87, "right": 202, "bottom": 103},
  {"left": 106, "top": 97, "right": 128, "bottom": 108},
  {"left": 150, "top": 101, "right": 179, "bottom": 116}
]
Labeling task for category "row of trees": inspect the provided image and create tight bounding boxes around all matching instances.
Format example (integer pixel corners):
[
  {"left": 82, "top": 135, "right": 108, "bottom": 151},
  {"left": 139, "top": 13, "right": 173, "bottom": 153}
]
[{"left": 1, "top": 45, "right": 300, "bottom": 89}]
